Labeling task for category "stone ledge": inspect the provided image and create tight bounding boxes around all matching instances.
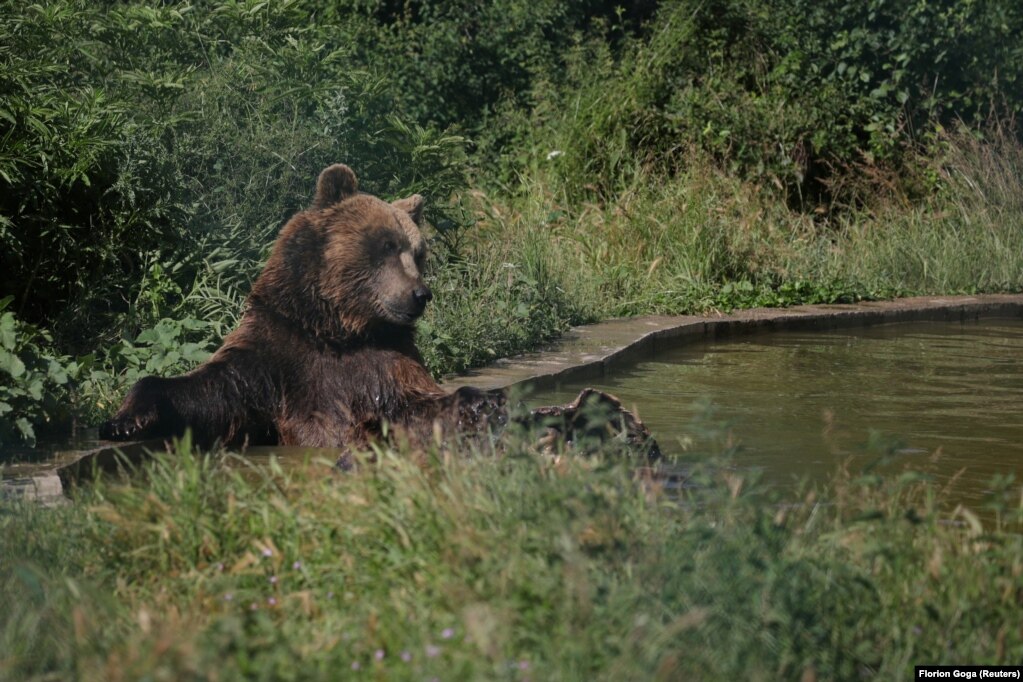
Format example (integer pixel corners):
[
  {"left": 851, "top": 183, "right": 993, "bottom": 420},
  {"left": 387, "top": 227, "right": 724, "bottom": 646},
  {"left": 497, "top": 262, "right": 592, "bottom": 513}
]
[{"left": 442, "top": 294, "right": 1023, "bottom": 393}]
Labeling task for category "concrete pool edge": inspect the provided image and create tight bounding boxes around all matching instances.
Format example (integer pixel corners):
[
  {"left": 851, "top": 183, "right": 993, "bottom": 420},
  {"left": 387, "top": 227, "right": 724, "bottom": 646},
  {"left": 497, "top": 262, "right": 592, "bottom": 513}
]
[{"left": 441, "top": 294, "right": 1023, "bottom": 393}]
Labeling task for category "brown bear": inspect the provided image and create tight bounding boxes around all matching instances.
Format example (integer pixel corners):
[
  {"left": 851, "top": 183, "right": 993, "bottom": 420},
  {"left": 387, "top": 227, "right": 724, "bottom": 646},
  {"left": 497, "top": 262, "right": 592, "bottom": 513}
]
[{"left": 100, "top": 164, "right": 657, "bottom": 458}]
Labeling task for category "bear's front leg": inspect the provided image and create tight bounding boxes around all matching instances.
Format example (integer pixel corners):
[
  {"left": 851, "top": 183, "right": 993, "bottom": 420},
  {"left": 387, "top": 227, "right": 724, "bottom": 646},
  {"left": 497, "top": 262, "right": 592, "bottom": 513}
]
[
  {"left": 99, "top": 362, "right": 271, "bottom": 447},
  {"left": 99, "top": 375, "right": 183, "bottom": 441}
]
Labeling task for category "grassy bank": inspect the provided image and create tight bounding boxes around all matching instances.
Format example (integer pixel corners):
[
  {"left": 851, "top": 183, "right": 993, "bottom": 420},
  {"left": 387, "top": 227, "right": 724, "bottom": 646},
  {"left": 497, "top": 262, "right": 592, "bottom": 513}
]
[
  {"left": 470, "top": 125, "right": 1023, "bottom": 322},
  {"left": 3, "top": 429, "right": 1022, "bottom": 680}
]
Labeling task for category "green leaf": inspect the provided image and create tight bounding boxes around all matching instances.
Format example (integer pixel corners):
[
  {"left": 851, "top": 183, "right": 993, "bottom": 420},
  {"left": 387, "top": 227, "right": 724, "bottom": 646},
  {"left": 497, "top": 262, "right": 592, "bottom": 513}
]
[
  {"left": 47, "top": 359, "right": 69, "bottom": 384},
  {"left": 179, "top": 343, "right": 211, "bottom": 363},
  {"left": 0, "top": 312, "right": 16, "bottom": 350},
  {"left": 15, "top": 417, "right": 35, "bottom": 443},
  {"left": 0, "top": 349, "right": 26, "bottom": 378},
  {"left": 27, "top": 378, "right": 44, "bottom": 401},
  {"left": 135, "top": 329, "right": 158, "bottom": 344}
]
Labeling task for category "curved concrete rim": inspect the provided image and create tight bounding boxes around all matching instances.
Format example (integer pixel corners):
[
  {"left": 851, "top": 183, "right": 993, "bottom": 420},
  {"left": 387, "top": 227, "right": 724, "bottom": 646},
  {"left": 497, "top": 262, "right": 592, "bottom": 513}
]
[{"left": 442, "top": 294, "right": 1023, "bottom": 393}]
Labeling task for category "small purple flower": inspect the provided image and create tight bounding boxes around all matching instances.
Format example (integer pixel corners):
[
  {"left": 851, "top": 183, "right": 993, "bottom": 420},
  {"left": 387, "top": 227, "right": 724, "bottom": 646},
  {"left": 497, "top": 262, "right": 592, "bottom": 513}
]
[
  {"left": 223, "top": 593, "right": 233, "bottom": 601},
  {"left": 518, "top": 660, "right": 530, "bottom": 671},
  {"left": 351, "top": 661, "right": 361, "bottom": 671},
  {"left": 269, "top": 575, "right": 278, "bottom": 585},
  {"left": 441, "top": 627, "right": 454, "bottom": 640},
  {"left": 400, "top": 650, "right": 412, "bottom": 662},
  {"left": 216, "top": 562, "right": 224, "bottom": 572},
  {"left": 267, "top": 597, "right": 277, "bottom": 606},
  {"left": 374, "top": 649, "right": 384, "bottom": 661},
  {"left": 292, "top": 560, "right": 302, "bottom": 570},
  {"left": 250, "top": 602, "right": 258, "bottom": 610},
  {"left": 425, "top": 644, "right": 440, "bottom": 658},
  {"left": 261, "top": 548, "right": 273, "bottom": 558}
]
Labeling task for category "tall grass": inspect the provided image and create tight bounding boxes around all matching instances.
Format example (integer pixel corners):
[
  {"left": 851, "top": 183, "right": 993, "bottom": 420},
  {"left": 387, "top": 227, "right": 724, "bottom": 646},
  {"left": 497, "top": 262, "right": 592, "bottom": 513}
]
[
  {"left": 419, "top": 232, "right": 583, "bottom": 375},
  {"left": 471, "top": 127, "right": 1023, "bottom": 322},
  {"left": 2, "top": 427, "right": 1022, "bottom": 680},
  {"left": 808, "top": 126, "right": 1023, "bottom": 294}
]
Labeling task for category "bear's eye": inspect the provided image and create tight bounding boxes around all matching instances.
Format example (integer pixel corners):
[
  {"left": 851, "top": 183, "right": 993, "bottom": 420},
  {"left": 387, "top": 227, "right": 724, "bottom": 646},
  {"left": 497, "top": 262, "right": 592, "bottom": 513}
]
[{"left": 382, "top": 239, "right": 398, "bottom": 254}]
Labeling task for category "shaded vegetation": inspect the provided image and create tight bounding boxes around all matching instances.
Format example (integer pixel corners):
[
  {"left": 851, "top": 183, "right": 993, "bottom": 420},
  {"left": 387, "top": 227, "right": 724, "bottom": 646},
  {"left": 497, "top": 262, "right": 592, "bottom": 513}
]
[
  {"left": 502, "top": 0, "right": 1023, "bottom": 205},
  {"left": 1, "top": 0, "right": 1022, "bottom": 443}
]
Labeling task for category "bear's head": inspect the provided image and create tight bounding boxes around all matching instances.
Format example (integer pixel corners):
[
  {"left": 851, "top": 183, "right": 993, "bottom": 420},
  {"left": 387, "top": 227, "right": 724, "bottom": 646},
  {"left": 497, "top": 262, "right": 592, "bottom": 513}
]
[{"left": 253, "top": 164, "right": 433, "bottom": 340}]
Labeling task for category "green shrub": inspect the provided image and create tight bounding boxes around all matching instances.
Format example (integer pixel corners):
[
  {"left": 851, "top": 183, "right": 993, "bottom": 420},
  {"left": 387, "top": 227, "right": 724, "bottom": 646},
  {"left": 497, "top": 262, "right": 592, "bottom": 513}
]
[
  {"left": 325, "top": 0, "right": 652, "bottom": 131},
  {"left": 419, "top": 236, "right": 583, "bottom": 376},
  {"left": 0, "top": 298, "right": 89, "bottom": 445},
  {"left": 509, "top": 0, "right": 1023, "bottom": 206}
]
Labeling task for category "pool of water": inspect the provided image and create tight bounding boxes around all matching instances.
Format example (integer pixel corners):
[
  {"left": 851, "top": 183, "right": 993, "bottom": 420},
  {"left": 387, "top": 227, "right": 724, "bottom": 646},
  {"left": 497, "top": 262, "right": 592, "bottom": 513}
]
[{"left": 531, "top": 319, "right": 1023, "bottom": 505}]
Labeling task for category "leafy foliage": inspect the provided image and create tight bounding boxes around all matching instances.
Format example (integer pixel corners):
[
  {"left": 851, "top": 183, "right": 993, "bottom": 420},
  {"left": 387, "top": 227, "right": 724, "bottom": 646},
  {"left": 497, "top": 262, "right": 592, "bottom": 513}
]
[
  {"left": 512, "top": 0, "right": 1023, "bottom": 206},
  {"left": 2, "top": 0, "right": 1023, "bottom": 441},
  {"left": 0, "top": 298, "right": 87, "bottom": 445},
  {"left": 328, "top": 0, "right": 653, "bottom": 130}
]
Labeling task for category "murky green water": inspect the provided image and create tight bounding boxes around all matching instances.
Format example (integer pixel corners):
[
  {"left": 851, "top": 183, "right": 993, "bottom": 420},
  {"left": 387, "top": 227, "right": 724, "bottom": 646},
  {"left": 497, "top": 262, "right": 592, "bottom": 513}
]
[{"left": 532, "top": 319, "right": 1023, "bottom": 505}]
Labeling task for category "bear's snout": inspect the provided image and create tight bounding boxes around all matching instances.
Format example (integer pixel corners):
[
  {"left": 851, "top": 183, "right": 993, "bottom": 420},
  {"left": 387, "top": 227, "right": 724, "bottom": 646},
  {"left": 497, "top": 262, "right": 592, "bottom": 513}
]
[
  {"left": 413, "top": 286, "right": 433, "bottom": 306},
  {"left": 412, "top": 285, "right": 433, "bottom": 312}
]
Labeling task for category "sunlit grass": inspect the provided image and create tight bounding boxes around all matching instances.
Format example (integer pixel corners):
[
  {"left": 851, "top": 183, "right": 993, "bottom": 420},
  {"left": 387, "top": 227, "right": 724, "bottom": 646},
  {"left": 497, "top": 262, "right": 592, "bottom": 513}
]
[
  {"left": 466, "top": 129, "right": 1023, "bottom": 326},
  {"left": 3, "top": 422, "right": 1022, "bottom": 680}
]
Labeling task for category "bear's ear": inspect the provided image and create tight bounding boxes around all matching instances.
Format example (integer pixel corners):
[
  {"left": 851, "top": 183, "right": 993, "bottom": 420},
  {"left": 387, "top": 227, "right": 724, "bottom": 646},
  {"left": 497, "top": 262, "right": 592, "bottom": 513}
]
[
  {"left": 314, "top": 164, "right": 359, "bottom": 209},
  {"left": 392, "top": 194, "right": 425, "bottom": 225}
]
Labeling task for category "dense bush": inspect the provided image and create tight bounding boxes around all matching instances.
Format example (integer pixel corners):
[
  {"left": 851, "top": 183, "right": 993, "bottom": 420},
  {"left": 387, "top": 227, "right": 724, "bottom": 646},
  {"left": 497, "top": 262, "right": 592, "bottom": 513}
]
[
  {"left": 2, "top": 0, "right": 1023, "bottom": 441},
  {"left": 329, "top": 0, "right": 655, "bottom": 130},
  {"left": 0, "top": 298, "right": 87, "bottom": 445},
  {"left": 513, "top": 0, "right": 1023, "bottom": 206},
  {"left": 0, "top": 1, "right": 469, "bottom": 345}
]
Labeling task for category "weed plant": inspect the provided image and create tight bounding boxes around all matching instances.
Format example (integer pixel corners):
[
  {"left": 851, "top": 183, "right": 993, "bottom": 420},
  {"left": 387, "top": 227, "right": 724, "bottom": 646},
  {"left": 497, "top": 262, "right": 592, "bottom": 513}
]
[{"left": 472, "top": 124, "right": 1023, "bottom": 323}]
